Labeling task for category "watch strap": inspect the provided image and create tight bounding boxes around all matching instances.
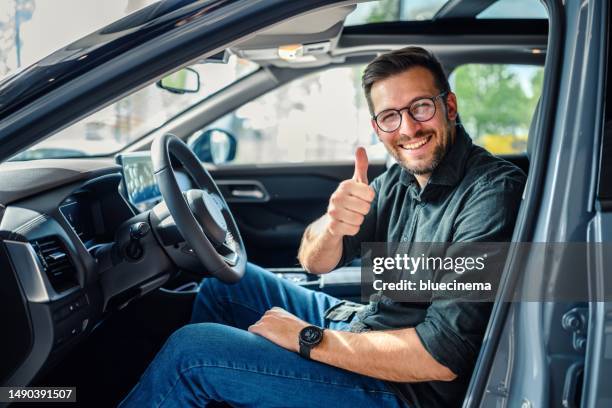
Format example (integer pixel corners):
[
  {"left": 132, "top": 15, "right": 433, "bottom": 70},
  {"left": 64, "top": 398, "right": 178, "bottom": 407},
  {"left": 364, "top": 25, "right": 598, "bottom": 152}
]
[{"left": 299, "top": 342, "right": 312, "bottom": 359}]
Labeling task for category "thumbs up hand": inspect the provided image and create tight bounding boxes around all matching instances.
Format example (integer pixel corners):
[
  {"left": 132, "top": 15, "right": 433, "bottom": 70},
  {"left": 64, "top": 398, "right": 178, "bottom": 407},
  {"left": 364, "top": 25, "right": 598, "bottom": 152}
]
[{"left": 326, "top": 147, "right": 376, "bottom": 237}]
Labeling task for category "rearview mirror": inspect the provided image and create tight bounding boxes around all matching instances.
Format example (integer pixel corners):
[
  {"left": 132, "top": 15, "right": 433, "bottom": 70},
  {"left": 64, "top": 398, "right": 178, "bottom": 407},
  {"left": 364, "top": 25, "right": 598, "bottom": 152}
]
[
  {"left": 188, "top": 129, "right": 237, "bottom": 164},
  {"left": 157, "top": 67, "right": 200, "bottom": 94}
]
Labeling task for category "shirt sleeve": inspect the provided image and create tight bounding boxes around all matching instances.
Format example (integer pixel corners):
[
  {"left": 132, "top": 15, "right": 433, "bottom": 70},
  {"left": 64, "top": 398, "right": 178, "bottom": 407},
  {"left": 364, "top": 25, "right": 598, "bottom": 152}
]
[
  {"left": 415, "top": 175, "right": 525, "bottom": 377},
  {"left": 335, "top": 174, "right": 384, "bottom": 268}
]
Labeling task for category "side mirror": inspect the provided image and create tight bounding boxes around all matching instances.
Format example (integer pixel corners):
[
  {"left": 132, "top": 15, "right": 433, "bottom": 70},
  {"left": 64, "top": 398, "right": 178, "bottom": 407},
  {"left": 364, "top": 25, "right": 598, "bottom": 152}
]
[
  {"left": 157, "top": 67, "right": 200, "bottom": 94},
  {"left": 188, "top": 129, "right": 237, "bottom": 164}
]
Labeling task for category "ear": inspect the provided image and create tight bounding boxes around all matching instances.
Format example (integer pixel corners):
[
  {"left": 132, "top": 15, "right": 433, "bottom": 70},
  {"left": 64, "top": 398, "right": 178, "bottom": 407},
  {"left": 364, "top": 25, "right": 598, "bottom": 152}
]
[{"left": 445, "top": 91, "right": 458, "bottom": 121}]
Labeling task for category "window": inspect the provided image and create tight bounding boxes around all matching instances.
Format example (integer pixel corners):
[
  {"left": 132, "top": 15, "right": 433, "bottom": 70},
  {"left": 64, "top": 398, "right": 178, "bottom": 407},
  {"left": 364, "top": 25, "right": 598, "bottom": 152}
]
[
  {"left": 12, "top": 56, "right": 258, "bottom": 160},
  {"left": 344, "top": 0, "right": 547, "bottom": 26},
  {"left": 345, "top": 0, "right": 449, "bottom": 25},
  {"left": 450, "top": 64, "right": 544, "bottom": 155},
  {"left": 477, "top": 0, "right": 547, "bottom": 19},
  {"left": 198, "top": 66, "right": 386, "bottom": 165}
]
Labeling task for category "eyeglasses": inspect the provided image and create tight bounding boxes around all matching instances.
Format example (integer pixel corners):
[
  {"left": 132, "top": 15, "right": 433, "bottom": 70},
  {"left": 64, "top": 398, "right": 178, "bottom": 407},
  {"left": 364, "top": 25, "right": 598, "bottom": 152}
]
[{"left": 373, "top": 92, "right": 448, "bottom": 133}]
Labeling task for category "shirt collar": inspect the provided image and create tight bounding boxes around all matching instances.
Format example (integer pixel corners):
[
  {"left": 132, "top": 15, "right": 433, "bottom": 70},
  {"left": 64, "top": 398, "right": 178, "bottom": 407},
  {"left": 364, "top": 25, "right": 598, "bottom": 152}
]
[{"left": 398, "top": 124, "right": 472, "bottom": 189}]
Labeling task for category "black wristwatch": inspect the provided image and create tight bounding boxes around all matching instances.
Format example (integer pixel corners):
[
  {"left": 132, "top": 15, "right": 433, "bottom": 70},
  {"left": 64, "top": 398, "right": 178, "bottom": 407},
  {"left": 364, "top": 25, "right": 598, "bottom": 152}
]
[{"left": 299, "top": 325, "right": 325, "bottom": 359}]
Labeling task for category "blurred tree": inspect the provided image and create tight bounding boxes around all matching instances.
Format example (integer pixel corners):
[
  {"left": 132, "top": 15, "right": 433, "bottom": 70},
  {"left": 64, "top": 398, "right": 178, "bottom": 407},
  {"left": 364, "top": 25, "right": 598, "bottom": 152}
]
[
  {"left": 528, "top": 68, "right": 544, "bottom": 112},
  {"left": 366, "top": 0, "right": 401, "bottom": 23},
  {"left": 453, "top": 65, "right": 533, "bottom": 143},
  {"left": 405, "top": 0, "right": 448, "bottom": 20}
]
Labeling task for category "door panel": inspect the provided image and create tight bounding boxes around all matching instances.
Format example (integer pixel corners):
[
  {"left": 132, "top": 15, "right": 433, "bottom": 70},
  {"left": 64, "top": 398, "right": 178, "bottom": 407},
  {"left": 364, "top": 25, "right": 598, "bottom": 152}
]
[{"left": 211, "top": 162, "right": 387, "bottom": 267}]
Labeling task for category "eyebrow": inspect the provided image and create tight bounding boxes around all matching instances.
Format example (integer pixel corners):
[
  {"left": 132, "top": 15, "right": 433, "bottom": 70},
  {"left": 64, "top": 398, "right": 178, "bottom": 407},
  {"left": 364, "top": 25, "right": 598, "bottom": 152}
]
[{"left": 375, "top": 94, "right": 434, "bottom": 116}]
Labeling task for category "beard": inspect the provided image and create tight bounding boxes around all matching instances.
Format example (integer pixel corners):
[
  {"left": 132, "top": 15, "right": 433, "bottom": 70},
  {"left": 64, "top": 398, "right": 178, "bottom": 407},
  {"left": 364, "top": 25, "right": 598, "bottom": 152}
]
[{"left": 389, "top": 121, "right": 453, "bottom": 176}]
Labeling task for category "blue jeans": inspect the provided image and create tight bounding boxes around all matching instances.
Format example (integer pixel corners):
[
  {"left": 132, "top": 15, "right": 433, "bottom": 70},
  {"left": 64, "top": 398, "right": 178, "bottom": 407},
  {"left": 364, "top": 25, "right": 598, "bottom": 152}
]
[{"left": 119, "top": 263, "right": 406, "bottom": 407}]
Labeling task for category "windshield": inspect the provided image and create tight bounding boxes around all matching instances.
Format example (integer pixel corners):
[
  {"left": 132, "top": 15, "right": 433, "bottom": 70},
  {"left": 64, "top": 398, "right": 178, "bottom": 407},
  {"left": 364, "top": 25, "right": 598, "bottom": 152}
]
[
  {"left": 0, "top": 0, "right": 160, "bottom": 82},
  {"left": 11, "top": 55, "right": 258, "bottom": 160}
]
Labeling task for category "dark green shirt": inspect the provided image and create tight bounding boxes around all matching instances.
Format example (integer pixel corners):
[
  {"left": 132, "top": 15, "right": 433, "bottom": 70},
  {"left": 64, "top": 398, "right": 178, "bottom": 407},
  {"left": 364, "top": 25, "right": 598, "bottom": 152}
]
[{"left": 337, "top": 125, "right": 526, "bottom": 408}]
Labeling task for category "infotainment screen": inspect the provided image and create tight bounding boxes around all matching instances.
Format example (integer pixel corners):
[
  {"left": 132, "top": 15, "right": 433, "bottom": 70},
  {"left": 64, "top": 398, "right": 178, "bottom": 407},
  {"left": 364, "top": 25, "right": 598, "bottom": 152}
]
[{"left": 117, "top": 152, "right": 162, "bottom": 212}]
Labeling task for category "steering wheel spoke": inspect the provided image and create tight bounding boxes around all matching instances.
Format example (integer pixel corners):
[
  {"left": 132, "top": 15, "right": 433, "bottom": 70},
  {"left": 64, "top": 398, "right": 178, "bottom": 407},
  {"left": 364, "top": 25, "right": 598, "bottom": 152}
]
[{"left": 216, "top": 231, "right": 239, "bottom": 265}]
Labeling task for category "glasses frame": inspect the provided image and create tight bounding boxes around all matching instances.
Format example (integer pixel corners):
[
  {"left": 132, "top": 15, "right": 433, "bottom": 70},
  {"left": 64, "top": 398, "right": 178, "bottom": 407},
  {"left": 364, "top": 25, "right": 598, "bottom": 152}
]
[{"left": 373, "top": 91, "right": 448, "bottom": 133}]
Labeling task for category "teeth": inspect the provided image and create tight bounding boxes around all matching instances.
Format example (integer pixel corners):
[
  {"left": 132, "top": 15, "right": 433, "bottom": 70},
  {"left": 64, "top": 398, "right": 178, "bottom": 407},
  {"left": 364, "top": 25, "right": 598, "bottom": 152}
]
[{"left": 400, "top": 136, "right": 430, "bottom": 150}]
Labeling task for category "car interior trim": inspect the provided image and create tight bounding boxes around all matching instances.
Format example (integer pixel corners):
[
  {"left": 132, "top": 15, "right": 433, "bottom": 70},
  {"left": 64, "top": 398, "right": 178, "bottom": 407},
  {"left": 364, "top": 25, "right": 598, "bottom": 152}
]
[{"left": 4, "top": 240, "right": 79, "bottom": 304}]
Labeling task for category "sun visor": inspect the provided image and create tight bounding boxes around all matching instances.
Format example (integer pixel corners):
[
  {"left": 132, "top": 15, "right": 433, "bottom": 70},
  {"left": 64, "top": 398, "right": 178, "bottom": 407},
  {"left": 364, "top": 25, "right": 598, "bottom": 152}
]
[{"left": 230, "top": 5, "right": 355, "bottom": 65}]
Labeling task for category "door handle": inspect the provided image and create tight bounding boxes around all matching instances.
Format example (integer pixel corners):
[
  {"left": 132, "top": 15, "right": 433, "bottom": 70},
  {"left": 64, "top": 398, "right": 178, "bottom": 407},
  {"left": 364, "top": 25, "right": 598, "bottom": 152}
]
[
  {"left": 216, "top": 180, "right": 269, "bottom": 202},
  {"left": 231, "top": 188, "right": 264, "bottom": 199}
]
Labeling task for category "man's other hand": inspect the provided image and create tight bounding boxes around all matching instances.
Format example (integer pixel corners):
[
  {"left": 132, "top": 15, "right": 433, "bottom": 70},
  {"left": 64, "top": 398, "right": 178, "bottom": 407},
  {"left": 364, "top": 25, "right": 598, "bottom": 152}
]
[
  {"left": 326, "top": 147, "right": 375, "bottom": 237},
  {"left": 248, "top": 307, "right": 309, "bottom": 352}
]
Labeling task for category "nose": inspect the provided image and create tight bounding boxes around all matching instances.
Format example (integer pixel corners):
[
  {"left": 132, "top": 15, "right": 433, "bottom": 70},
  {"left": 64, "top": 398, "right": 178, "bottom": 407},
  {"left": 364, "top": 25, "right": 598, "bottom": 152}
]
[{"left": 398, "top": 109, "right": 421, "bottom": 137}]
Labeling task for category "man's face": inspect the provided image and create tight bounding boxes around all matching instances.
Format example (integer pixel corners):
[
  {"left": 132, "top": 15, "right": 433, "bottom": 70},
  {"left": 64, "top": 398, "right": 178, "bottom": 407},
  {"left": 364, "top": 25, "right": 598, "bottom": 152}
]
[{"left": 370, "top": 67, "right": 458, "bottom": 177}]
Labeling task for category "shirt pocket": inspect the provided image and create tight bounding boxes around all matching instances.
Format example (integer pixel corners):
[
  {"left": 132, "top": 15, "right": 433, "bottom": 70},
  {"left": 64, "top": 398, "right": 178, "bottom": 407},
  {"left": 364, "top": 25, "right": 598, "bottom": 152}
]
[{"left": 324, "top": 300, "right": 364, "bottom": 322}]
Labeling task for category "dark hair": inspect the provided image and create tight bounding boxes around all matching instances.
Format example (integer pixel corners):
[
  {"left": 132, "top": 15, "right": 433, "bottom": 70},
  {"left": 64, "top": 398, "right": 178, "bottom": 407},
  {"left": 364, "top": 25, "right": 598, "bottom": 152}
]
[{"left": 362, "top": 46, "right": 450, "bottom": 116}]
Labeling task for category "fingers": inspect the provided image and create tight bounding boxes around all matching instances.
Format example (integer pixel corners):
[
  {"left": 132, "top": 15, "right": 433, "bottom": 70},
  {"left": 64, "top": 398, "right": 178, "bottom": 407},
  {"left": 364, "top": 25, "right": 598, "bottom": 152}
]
[
  {"left": 325, "top": 148, "right": 374, "bottom": 238},
  {"left": 353, "top": 147, "right": 369, "bottom": 184},
  {"left": 328, "top": 182, "right": 373, "bottom": 222},
  {"left": 338, "top": 179, "right": 375, "bottom": 202},
  {"left": 247, "top": 308, "right": 292, "bottom": 333},
  {"left": 248, "top": 308, "right": 278, "bottom": 332},
  {"left": 339, "top": 195, "right": 372, "bottom": 215},
  {"left": 326, "top": 180, "right": 375, "bottom": 237}
]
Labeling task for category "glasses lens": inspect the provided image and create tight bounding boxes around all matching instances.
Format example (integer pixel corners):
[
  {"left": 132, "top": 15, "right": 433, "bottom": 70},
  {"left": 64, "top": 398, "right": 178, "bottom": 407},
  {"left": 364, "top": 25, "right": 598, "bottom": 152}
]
[
  {"left": 377, "top": 110, "right": 401, "bottom": 132},
  {"left": 410, "top": 99, "right": 436, "bottom": 122}
]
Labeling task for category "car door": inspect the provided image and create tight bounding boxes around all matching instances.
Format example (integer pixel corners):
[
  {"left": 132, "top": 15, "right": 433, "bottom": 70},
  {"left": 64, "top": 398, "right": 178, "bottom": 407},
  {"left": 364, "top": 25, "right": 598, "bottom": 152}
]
[{"left": 464, "top": 0, "right": 607, "bottom": 406}]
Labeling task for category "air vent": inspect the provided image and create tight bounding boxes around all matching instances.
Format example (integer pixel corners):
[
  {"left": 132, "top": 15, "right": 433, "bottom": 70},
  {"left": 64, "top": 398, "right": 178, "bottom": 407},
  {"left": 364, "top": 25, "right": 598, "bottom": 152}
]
[{"left": 31, "top": 236, "right": 78, "bottom": 293}]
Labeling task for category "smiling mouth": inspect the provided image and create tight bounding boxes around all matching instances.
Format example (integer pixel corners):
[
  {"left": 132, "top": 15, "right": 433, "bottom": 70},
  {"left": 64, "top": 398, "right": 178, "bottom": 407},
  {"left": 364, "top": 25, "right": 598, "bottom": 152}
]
[{"left": 398, "top": 135, "right": 432, "bottom": 151}]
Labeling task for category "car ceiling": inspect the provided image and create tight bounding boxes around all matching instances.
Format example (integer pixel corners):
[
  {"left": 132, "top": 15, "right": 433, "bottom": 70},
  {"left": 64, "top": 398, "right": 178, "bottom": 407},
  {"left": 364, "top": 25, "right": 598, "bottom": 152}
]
[{"left": 229, "top": 0, "right": 547, "bottom": 69}]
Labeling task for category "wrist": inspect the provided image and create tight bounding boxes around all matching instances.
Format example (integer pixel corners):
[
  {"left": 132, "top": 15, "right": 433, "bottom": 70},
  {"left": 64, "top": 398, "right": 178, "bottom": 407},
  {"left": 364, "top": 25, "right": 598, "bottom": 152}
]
[
  {"left": 322, "top": 215, "right": 345, "bottom": 242},
  {"left": 324, "top": 227, "right": 344, "bottom": 242}
]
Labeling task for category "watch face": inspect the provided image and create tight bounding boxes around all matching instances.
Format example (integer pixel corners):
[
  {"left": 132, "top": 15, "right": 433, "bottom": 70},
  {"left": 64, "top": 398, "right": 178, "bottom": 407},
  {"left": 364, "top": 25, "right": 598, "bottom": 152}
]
[{"left": 300, "top": 326, "right": 323, "bottom": 345}]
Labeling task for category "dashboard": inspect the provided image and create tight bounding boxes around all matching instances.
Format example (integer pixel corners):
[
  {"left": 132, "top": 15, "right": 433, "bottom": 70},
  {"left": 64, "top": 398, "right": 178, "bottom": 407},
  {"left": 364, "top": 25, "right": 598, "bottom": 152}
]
[{"left": 0, "top": 154, "right": 188, "bottom": 387}]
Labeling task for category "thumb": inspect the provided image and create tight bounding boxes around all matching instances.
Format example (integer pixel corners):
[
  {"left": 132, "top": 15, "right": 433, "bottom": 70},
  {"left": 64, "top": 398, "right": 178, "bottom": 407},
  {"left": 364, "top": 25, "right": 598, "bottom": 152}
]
[{"left": 353, "top": 147, "right": 369, "bottom": 184}]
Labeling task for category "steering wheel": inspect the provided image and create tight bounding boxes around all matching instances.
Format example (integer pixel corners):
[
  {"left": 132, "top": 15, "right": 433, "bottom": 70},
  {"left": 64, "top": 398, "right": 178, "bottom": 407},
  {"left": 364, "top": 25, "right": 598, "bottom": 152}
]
[{"left": 151, "top": 133, "right": 246, "bottom": 283}]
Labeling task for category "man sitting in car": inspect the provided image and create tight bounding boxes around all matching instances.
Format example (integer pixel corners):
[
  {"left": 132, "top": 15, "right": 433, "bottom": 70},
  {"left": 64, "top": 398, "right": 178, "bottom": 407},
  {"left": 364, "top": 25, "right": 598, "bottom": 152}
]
[{"left": 121, "top": 47, "right": 526, "bottom": 408}]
